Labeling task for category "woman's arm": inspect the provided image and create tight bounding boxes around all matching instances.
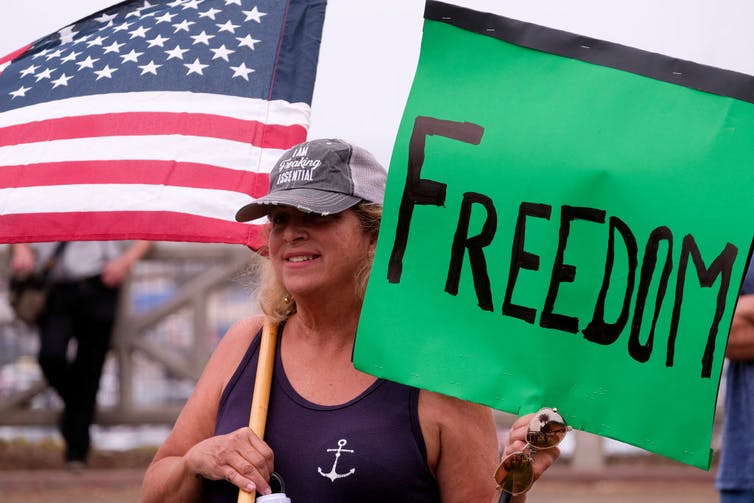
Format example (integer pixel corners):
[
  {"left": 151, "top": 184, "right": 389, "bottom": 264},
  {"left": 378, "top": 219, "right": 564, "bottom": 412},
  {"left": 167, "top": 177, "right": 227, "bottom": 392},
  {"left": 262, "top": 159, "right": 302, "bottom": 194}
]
[
  {"left": 420, "top": 391, "right": 559, "bottom": 503},
  {"left": 140, "top": 316, "right": 274, "bottom": 502},
  {"left": 420, "top": 390, "right": 499, "bottom": 502}
]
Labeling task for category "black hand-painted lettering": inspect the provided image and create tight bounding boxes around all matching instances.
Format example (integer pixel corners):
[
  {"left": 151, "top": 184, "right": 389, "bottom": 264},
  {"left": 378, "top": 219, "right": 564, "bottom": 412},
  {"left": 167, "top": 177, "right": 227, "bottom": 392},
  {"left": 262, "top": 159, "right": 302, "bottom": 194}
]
[
  {"left": 583, "top": 217, "right": 638, "bottom": 345},
  {"left": 541, "top": 206, "right": 606, "bottom": 333},
  {"left": 502, "top": 202, "right": 552, "bottom": 324},
  {"left": 445, "top": 193, "right": 497, "bottom": 311},
  {"left": 667, "top": 235, "right": 737, "bottom": 378},
  {"left": 388, "top": 116, "right": 485, "bottom": 283},
  {"left": 627, "top": 227, "right": 673, "bottom": 363}
]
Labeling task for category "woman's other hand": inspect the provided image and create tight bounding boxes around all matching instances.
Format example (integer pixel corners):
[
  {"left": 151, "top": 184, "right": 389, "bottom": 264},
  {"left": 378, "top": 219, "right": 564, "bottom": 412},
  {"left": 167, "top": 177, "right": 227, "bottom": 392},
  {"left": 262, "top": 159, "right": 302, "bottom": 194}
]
[{"left": 184, "top": 427, "right": 275, "bottom": 496}]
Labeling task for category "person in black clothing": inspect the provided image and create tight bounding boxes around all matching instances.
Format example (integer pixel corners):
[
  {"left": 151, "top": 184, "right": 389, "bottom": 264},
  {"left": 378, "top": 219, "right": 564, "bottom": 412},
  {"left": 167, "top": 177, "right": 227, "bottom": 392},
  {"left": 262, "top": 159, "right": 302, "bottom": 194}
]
[{"left": 10, "top": 240, "right": 151, "bottom": 468}]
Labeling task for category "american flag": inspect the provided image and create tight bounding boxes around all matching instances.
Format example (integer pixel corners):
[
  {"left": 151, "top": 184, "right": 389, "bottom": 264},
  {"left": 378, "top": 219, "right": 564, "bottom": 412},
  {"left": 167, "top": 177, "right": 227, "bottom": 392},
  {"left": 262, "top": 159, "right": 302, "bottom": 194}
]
[{"left": 0, "top": 0, "right": 326, "bottom": 248}]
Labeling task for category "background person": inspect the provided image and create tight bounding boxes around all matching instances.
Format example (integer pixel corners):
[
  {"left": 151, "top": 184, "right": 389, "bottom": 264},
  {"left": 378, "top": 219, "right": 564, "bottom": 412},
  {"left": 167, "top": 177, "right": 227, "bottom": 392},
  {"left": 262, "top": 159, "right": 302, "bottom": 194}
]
[
  {"left": 140, "top": 139, "right": 559, "bottom": 503},
  {"left": 10, "top": 240, "right": 152, "bottom": 468},
  {"left": 716, "top": 258, "right": 754, "bottom": 502}
]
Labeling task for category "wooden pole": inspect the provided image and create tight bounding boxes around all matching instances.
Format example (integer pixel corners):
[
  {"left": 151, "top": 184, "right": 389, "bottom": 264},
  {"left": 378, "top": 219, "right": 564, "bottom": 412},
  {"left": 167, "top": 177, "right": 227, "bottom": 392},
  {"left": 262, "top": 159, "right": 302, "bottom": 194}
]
[{"left": 237, "top": 319, "right": 279, "bottom": 503}]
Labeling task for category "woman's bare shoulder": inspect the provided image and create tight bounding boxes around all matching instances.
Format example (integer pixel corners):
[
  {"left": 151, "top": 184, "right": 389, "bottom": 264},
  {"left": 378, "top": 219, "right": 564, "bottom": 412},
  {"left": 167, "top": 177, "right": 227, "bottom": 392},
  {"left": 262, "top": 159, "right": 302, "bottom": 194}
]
[
  {"left": 216, "top": 315, "right": 265, "bottom": 350},
  {"left": 420, "top": 389, "right": 493, "bottom": 424}
]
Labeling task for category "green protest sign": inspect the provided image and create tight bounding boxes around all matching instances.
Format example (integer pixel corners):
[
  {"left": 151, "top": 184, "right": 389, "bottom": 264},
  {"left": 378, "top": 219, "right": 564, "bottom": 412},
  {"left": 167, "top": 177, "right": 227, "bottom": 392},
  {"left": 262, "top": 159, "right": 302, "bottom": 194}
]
[{"left": 354, "top": 1, "right": 754, "bottom": 469}]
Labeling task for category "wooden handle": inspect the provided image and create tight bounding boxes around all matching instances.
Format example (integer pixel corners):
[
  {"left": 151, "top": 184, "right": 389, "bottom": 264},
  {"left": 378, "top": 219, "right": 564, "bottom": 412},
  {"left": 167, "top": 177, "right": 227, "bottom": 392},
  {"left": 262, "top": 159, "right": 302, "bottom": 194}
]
[{"left": 237, "top": 319, "right": 279, "bottom": 503}]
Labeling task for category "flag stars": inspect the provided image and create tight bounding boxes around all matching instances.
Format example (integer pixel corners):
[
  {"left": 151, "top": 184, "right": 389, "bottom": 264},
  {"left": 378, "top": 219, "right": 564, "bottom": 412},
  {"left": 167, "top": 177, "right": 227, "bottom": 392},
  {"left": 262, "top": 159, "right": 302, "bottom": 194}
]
[
  {"left": 172, "top": 20, "right": 195, "bottom": 33},
  {"left": 94, "top": 65, "right": 118, "bottom": 80},
  {"left": 236, "top": 34, "right": 260, "bottom": 50},
  {"left": 34, "top": 68, "right": 55, "bottom": 81},
  {"left": 230, "top": 62, "right": 254, "bottom": 81},
  {"left": 19, "top": 64, "right": 39, "bottom": 77},
  {"left": 95, "top": 12, "right": 119, "bottom": 24},
  {"left": 147, "top": 35, "right": 170, "bottom": 47},
  {"left": 32, "top": 48, "right": 50, "bottom": 60},
  {"left": 243, "top": 6, "right": 267, "bottom": 23},
  {"left": 210, "top": 44, "right": 234, "bottom": 61},
  {"left": 9, "top": 85, "right": 31, "bottom": 99},
  {"left": 184, "top": 58, "right": 209, "bottom": 75},
  {"left": 126, "top": 7, "right": 146, "bottom": 18},
  {"left": 199, "top": 8, "right": 222, "bottom": 20},
  {"left": 121, "top": 49, "right": 144, "bottom": 63},
  {"left": 155, "top": 12, "right": 177, "bottom": 24},
  {"left": 191, "top": 31, "right": 215, "bottom": 45},
  {"left": 1, "top": 1, "right": 296, "bottom": 109},
  {"left": 138, "top": 60, "right": 162, "bottom": 75},
  {"left": 51, "top": 73, "right": 74, "bottom": 88},
  {"left": 113, "top": 21, "right": 134, "bottom": 33},
  {"left": 60, "top": 50, "right": 81, "bottom": 63},
  {"left": 126, "top": 1, "right": 154, "bottom": 18},
  {"left": 73, "top": 34, "right": 91, "bottom": 46},
  {"left": 44, "top": 49, "right": 64, "bottom": 60},
  {"left": 182, "top": 0, "right": 204, "bottom": 10},
  {"left": 104, "top": 41, "right": 126, "bottom": 54},
  {"left": 216, "top": 20, "right": 240, "bottom": 34},
  {"left": 165, "top": 45, "right": 190, "bottom": 60},
  {"left": 86, "top": 35, "right": 108, "bottom": 47},
  {"left": 129, "top": 25, "right": 151, "bottom": 38},
  {"left": 76, "top": 56, "right": 99, "bottom": 70}
]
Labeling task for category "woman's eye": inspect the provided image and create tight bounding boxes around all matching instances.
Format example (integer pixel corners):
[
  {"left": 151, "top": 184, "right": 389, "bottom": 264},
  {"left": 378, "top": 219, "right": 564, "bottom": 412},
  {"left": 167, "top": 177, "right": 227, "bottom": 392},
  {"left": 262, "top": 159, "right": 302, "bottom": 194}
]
[{"left": 270, "top": 213, "right": 288, "bottom": 226}]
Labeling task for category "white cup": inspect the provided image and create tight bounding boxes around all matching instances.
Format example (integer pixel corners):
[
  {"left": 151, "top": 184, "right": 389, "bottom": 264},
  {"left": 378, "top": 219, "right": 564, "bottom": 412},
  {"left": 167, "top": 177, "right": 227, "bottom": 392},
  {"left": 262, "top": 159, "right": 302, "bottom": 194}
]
[{"left": 256, "top": 493, "right": 291, "bottom": 503}]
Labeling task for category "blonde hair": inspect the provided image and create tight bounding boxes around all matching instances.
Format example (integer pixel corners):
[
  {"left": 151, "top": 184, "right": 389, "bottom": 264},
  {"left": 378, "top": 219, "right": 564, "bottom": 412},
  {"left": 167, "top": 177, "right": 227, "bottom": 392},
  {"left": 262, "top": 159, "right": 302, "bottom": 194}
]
[{"left": 257, "top": 201, "right": 382, "bottom": 323}]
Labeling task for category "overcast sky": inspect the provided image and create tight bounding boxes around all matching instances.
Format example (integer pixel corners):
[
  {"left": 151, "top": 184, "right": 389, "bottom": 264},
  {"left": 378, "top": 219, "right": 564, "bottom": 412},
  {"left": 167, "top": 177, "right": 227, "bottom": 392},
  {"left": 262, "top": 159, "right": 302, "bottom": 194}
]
[{"left": 2, "top": 0, "right": 753, "bottom": 167}]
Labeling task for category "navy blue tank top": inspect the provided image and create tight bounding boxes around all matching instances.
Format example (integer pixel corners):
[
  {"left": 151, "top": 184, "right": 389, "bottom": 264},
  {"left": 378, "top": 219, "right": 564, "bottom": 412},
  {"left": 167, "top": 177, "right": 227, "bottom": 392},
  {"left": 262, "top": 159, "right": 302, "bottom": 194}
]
[{"left": 204, "top": 323, "right": 440, "bottom": 503}]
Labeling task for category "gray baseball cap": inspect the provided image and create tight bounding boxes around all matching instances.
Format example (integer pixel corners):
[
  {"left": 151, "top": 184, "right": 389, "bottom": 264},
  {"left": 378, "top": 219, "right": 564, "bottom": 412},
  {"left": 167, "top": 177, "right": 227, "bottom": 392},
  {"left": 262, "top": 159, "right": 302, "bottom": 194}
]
[{"left": 235, "top": 138, "right": 387, "bottom": 222}]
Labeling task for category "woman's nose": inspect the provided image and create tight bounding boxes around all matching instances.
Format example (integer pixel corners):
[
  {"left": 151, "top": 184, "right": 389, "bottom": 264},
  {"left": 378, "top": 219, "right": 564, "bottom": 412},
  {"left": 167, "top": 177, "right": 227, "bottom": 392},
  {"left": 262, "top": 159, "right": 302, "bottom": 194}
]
[{"left": 282, "top": 218, "right": 307, "bottom": 242}]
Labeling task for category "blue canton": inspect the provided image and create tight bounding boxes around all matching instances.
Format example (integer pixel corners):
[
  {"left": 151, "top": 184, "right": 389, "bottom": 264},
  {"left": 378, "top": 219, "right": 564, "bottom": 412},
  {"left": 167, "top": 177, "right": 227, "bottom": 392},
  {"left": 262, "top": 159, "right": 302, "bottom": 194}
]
[{"left": 0, "top": 0, "right": 286, "bottom": 112}]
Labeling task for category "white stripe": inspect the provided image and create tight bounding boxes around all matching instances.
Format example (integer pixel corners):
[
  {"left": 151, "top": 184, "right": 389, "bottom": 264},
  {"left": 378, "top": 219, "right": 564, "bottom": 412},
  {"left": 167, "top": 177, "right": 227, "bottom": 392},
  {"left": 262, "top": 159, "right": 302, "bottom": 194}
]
[
  {"left": 0, "top": 135, "right": 285, "bottom": 173},
  {"left": 0, "top": 91, "right": 311, "bottom": 128},
  {"left": 0, "top": 184, "right": 258, "bottom": 221}
]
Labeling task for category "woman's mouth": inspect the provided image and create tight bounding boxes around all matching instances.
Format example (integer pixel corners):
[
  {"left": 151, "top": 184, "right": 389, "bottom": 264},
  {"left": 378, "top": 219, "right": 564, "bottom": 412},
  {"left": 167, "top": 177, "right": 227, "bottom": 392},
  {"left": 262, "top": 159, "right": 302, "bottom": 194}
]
[{"left": 286, "top": 254, "right": 319, "bottom": 263}]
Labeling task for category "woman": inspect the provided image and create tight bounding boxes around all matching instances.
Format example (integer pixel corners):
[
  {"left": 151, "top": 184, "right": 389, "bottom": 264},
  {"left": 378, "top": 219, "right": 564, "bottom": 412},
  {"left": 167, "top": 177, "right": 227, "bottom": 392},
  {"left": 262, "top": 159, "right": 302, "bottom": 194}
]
[{"left": 140, "top": 139, "right": 559, "bottom": 502}]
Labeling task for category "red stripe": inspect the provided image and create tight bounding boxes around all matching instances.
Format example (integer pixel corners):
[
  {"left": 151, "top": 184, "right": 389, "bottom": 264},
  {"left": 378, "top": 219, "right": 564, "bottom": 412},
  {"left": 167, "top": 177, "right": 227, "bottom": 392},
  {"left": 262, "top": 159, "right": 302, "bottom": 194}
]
[
  {"left": 0, "top": 44, "right": 30, "bottom": 67},
  {"left": 0, "top": 112, "right": 307, "bottom": 149},
  {"left": 0, "top": 160, "right": 271, "bottom": 197},
  {"left": 0, "top": 211, "right": 267, "bottom": 248}
]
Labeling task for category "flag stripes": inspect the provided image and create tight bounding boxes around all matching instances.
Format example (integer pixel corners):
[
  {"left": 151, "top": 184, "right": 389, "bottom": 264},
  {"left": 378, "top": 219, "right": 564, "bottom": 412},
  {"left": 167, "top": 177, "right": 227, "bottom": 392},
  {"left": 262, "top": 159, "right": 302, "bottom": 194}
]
[{"left": 0, "top": 0, "right": 326, "bottom": 246}]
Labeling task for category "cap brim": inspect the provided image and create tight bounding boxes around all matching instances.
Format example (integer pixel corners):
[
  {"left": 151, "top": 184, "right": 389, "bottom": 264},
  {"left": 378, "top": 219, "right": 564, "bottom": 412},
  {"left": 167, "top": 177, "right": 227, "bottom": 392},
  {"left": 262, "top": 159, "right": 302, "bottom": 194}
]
[{"left": 235, "top": 188, "right": 362, "bottom": 222}]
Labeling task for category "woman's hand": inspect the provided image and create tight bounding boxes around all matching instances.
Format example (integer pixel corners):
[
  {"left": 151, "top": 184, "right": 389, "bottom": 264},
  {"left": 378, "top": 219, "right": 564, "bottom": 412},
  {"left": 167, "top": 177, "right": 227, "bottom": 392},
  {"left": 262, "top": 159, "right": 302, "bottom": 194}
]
[
  {"left": 499, "top": 413, "right": 561, "bottom": 502},
  {"left": 184, "top": 427, "right": 275, "bottom": 496}
]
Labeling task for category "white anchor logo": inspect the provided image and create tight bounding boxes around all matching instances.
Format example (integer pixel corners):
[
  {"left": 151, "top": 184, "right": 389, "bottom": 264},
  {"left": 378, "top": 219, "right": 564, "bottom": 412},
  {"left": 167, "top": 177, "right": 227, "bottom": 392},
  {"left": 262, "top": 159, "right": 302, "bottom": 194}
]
[{"left": 318, "top": 438, "right": 356, "bottom": 482}]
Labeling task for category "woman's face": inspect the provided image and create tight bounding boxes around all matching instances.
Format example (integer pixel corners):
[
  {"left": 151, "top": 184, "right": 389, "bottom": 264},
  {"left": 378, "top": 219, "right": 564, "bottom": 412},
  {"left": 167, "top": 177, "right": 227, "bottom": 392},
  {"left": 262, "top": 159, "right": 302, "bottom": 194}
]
[{"left": 267, "top": 206, "right": 375, "bottom": 298}]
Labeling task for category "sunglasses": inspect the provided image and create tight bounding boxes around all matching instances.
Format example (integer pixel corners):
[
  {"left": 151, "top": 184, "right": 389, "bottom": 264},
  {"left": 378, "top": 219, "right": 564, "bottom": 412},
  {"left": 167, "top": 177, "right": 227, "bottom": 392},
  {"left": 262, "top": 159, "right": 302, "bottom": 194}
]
[{"left": 494, "top": 407, "right": 570, "bottom": 497}]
